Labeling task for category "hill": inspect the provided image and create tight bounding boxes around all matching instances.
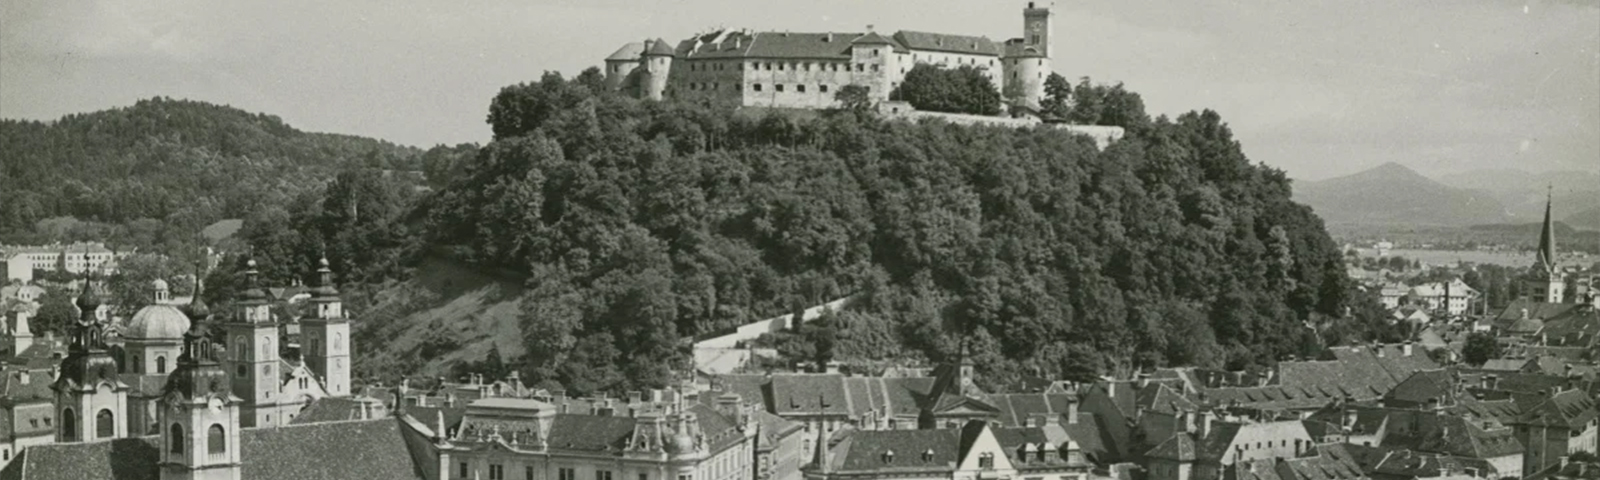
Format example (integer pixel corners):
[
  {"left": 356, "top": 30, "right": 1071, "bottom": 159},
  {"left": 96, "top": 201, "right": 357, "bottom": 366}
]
[
  {"left": 1438, "top": 168, "right": 1600, "bottom": 221},
  {"left": 1293, "top": 162, "right": 1512, "bottom": 226},
  {"left": 0, "top": 97, "right": 424, "bottom": 245},
  {"left": 1565, "top": 206, "right": 1600, "bottom": 231},
  {"left": 315, "top": 72, "right": 1356, "bottom": 394}
]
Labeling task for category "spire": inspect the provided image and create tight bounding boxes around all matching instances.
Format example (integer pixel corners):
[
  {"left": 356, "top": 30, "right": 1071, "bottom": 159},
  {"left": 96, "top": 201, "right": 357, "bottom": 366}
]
[
  {"left": 312, "top": 255, "right": 340, "bottom": 299},
  {"left": 1536, "top": 185, "right": 1557, "bottom": 276}
]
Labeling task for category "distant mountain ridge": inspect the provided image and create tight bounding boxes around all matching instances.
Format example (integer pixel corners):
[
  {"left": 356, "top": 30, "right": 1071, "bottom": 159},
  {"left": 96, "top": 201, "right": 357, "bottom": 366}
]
[
  {"left": 1293, "top": 162, "right": 1513, "bottom": 226},
  {"left": 1438, "top": 168, "right": 1600, "bottom": 225}
]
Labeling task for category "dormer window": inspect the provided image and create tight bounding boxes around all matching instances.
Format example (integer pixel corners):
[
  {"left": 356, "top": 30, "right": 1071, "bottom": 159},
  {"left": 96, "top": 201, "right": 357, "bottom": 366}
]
[
  {"left": 923, "top": 449, "right": 935, "bottom": 462},
  {"left": 882, "top": 450, "right": 895, "bottom": 464},
  {"left": 978, "top": 452, "right": 994, "bottom": 469}
]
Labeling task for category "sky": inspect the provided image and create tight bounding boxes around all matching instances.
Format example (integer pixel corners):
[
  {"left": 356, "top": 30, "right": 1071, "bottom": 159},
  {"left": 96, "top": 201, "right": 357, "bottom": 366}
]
[{"left": 2, "top": 0, "right": 1596, "bottom": 181}]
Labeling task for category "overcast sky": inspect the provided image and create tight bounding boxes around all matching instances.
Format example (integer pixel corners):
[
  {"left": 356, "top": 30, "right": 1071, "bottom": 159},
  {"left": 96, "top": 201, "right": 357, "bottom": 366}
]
[{"left": 2, "top": 0, "right": 1596, "bottom": 180}]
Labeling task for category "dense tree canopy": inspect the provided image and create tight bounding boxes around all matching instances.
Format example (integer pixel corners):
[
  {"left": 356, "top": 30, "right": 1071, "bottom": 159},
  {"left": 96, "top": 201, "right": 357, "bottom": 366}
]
[
  {"left": 890, "top": 65, "right": 1003, "bottom": 115},
  {"left": 408, "top": 71, "right": 1351, "bottom": 393}
]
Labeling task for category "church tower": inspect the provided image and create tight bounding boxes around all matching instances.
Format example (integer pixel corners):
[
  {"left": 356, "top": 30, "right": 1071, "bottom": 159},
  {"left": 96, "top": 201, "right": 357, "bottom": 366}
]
[
  {"left": 159, "top": 297, "right": 243, "bottom": 480},
  {"left": 1525, "top": 189, "right": 1566, "bottom": 303},
  {"left": 9, "top": 302, "right": 34, "bottom": 357},
  {"left": 224, "top": 259, "right": 286, "bottom": 427},
  {"left": 302, "top": 257, "right": 351, "bottom": 397},
  {"left": 51, "top": 280, "right": 129, "bottom": 442}
]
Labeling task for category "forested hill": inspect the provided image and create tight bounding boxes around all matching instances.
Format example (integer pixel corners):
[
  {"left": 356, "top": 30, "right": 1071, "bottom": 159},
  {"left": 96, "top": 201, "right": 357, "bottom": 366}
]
[
  {"left": 391, "top": 72, "right": 1355, "bottom": 393},
  {"left": 0, "top": 97, "right": 424, "bottom": 238}
]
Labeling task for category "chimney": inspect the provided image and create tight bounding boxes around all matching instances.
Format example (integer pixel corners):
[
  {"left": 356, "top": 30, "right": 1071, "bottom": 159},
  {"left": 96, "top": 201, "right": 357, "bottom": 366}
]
[
  {"left": 1403, "top": 342, "right": 1413, "bottom": 357},
  {"left": 1175, "top": 412, "right": 1190, "bottom": 433},
  {"left": 1197, "top": 412, "right": 1213, "bottom": 439},
  {"left": 1067, "top": 399, "right": 1080, "bottom": 424},
  {"left": 18, "top": 372, "right": 29, "bottom": 385},
  {"left": 1483, "top": 374, "right": 1497, "bottom": 390},
  {"left": 717, "top": 393, "right": 743, "bottom": 423}
]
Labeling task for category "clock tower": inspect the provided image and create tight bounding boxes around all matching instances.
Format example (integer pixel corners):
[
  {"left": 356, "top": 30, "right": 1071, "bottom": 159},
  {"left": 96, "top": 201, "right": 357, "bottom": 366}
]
[{"left": 1023, "top": 1, "right": 1053, "bottom": 58}]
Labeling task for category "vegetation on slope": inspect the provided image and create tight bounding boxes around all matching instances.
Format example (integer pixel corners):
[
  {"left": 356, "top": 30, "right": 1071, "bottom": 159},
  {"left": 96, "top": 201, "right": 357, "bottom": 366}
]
[{"left": 369, "top": 70, "right": 1356, "bottom": 393}]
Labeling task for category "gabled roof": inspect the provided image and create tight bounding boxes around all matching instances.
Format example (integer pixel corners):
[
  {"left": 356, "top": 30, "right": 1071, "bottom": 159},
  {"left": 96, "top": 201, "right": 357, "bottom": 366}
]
[
  {"left": 891, "top": 31, "right": 1002, "bottom": 56},
  {"left": 0, "top": 369, "right": 54, "bottom": 406},
  {"left": 682, "top": 32, "right": 859, "bottom": 60},
  {"left": 832, "top": 429, "right": 961, "bottom": 472},
  {"left": 645, "top": 38, "right": 675, "bottom": 56},
  {"left": 1383, "top": 369, "right": 1458, "bottom": 407},
  {"left": 546, "top": 414, "right": 638, "bottom": 451},
  {"left": 851, "top": 31, "right": 894, "bottom": 45},
  {"left": 1146, "top": 432, "right": 1197, "bottom": 461},
  {"left": 1515, "top": 389, "right": 1598, "bottom": 429}
]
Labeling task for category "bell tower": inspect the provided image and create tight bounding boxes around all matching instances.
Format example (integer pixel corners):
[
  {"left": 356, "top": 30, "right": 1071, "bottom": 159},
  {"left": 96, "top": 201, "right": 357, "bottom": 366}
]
[
  {"left": 224, "top": 259, "right": 285, "bottom": 427},
  {"left": 159, "top": 297, "right": 242, "bottom": 480},
  {"left": 1525, "top": 188, "right": 1566, "bottom": 303},
  {"left": 302, "top": 257, "right": 351, "bottom": 397},
  {"left": 52, "top": 279, "right": 129, "bottom": 443}
]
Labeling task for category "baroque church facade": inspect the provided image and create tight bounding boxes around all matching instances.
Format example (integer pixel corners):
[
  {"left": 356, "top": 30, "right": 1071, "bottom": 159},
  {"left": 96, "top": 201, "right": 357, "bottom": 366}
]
[{"left": 602, "top": 3, "right": 1056, "bottom": 110}]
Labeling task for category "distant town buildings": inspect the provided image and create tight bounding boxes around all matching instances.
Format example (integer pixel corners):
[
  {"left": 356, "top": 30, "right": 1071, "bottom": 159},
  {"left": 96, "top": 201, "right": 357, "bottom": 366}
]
[{"left": 1, "top": 242, "right": 124, "bottom": 283}]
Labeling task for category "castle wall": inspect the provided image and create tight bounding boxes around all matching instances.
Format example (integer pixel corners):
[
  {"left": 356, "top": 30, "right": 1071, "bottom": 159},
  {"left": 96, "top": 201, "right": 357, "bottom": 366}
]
[
  {"left": 668, "top": 58, "right": 746, "bottom": 105},
  {"left": 605, "top": 60, "right": 640, "bottom": 91},
  {"left": 738, "top": 58, "right": 863, "bottom": 109}
]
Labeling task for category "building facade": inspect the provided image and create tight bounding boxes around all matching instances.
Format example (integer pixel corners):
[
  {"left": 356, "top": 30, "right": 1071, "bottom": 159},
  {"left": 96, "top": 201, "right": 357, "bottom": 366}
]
[{"left": 604, "top": 3, "right": 1055, "bottom": 110}]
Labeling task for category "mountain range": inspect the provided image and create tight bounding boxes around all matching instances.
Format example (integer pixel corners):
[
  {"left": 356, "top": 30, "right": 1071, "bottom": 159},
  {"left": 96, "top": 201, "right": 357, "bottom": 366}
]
[{"left": 1294, "top": 163, "right": 1600, "bottom": 230}]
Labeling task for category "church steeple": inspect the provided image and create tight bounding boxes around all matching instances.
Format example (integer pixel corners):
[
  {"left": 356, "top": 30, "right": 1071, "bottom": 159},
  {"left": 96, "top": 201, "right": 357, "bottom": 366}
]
[
  {"left": 160, "top": 295, "right": 243, "bottom": 479},
  {"left": 1526, "top": 187, "right": 1567, "bottom": 303},
  {"left": 304, "top": 255, "right": 351, "bottom": 396},
  {"left": 52, "top": 277, "right": 129, "bottom": 442},
  {"left": 1536, "top": 186, "right": 1557, "bottom": 276}
]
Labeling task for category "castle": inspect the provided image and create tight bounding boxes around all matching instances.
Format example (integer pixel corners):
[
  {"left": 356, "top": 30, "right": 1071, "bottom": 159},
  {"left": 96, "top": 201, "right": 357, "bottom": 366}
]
[{"left": 603, "top": 3, "right": 1056, "bottom": 110}]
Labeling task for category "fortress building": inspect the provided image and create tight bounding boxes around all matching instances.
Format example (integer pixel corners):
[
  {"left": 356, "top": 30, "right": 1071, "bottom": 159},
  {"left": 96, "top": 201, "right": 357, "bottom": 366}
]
[{"left": 604, "top": 2, "right": 1055, "bottom": 110}]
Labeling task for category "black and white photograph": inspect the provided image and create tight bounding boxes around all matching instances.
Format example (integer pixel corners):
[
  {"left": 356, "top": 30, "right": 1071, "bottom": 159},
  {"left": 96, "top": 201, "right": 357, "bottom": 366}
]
[{"left": 0, "top": 1, "right": 1597, "bottom": 479}]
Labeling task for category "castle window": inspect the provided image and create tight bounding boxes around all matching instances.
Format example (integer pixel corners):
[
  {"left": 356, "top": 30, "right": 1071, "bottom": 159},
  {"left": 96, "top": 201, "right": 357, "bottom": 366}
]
[
  {"left": 157, "top": 356, "right": 166, "bottom": 373},
  {"left": 797, "top": 85, "right": 806, "bottom": 93},
  {"left": 856, "top": 63, "right": 864, "bottom": 72},
  {"left": 764, "top": 62, "right": 772, "bottom": 70},
  {"left": 208, "top": 424, "right": 226, "bottom": 454},
  {"left": 753, "top": 84, "right": 763, "bottom": 92},
  {"left": 778, "top": 63, "right": 784, "bottom": 71},
  {"left": 170, "top": 424, "right": 184, "bottom": 453},
  {"left": 776, "top": 84, "right": 784, "bottom": 92},
  {"left": 820, "top": 84, "right": 829, "bottom": 93},
  {"left": 873, "top": 49, "right": 879, "bottom": 56},
  {"left": 96, "top": 409, "right": 114, "bottom": 438},
  {"left": 871, "top": 64, "right": 879, "bottom": 72}
]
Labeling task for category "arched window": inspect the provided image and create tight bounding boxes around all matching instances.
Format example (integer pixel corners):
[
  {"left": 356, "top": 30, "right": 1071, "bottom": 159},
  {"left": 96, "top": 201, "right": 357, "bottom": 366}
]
[
  {"left": 61, "top": 408, "right": 77, "bottom": 442},
  {"left": 332, "top": 333, "right": 342, "bottom": 352},
  {"left": 234, "top": 337, "right": 247, "bottom": 360},
  {"left": 132, "top": 355, "right": 141, "bottom": 373},
  {"left": 170, "top": 424, "right": 184, "bottom": 453},
  {"left": 156, "top": 356, "right": 167, "bottom": 374},
  {"left": 208, "top": 424, "right": 226, "bottom": 454},
  {"left": 96, "top": 409, "right": 115, "bottom": 438}
]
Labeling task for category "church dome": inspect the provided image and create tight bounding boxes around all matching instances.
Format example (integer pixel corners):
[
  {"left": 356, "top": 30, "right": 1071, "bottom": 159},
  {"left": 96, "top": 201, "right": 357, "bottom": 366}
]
[
  {"left": 75, "top": 283, "right": 102, "bottom": 311},
  {"left": 151, "top": 278, "right": 169, "bottom": 292},
  {"left": 126, "top": 304, "right": 191, "bottom": 340}
]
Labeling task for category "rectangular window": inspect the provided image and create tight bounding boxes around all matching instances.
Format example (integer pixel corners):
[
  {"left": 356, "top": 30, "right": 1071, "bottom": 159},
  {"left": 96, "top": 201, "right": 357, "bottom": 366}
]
[
  {"left": 856, "top": 64, "right": 864, "bottom": 72},
  {"left": 797, "top": 85, "right": 806, "bottom": 93},
  {"left": 871, "top": 64, "right": 878, "bottom": 72},
  {"left": 820, "top": 85, "right": 829, "bottom": 93},
  {"left": 873, "top": 49, "right": 879, "bottom": 56},
  {"left": 491, "top": 465, "right": 505, "bottom": 480},
  {"left": 979, "top": 453, "right": 995, "bottom": 469},
  {"left": 640, "top": 474, "right": 649, "bottom": 480},
  {"left": 560, "top": 468, "right": 576, "bottom": 480},
  {"left": 778, "top": 63, "right": 784, "bottom": 71},
  {"left": 753, "top": 84, "right": 762, "bottom": 92},
  {"left": 597, "top": 471, "right": 613, "bottom": 480},
  {"left": 461, "top": 463, "right": 469, "bottom": 479},
  {"left": 776, "top": 84, "right": 784, "bottom": 92},
  {"left": 764, "top": 62, "right": 771, "bottom": 70},
  {"left": 528, "top": 467, "right": 536, "bottom": 480}
]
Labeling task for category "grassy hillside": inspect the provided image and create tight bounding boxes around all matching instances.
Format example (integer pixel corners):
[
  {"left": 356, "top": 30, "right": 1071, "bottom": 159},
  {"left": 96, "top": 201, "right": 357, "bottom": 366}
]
[{"left": 349, "top": 256, "right": 528, "bottom": 381}]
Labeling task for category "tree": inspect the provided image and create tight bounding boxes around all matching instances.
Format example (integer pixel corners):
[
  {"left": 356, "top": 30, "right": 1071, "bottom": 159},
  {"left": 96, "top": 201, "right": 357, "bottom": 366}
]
[
  {"left": 1462, "top": 332, "right": 1500, "bottom": 366},
  {"left": 31, "top": 287, "right": 78, "bottom": 336},
  {"left": 834, "top": 84, "right": 874, "bottom": 113},
  {"left": 1041, "top": 73, "right": 1073, "bottom": 119},
  {"left": 890, "top": 64, "right": 1001, "bottom": 115}
]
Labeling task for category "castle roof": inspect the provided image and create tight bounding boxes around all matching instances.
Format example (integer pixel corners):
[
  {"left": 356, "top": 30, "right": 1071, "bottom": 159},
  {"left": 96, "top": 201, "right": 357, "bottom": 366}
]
[
  {"left": 0, "top": 417, "right": 430, "bottom": 480},
  {"left": 892, "top": 31, "right": 1002, "bottom": 56},
  {"left": 851, "top": 31, "right": 894, "bottom": 45},
  {"left": 607, "top": 42, "right": 646, "bottom": 61},
  {"left": 645, "top": 38, "right": 675, "bottom": 56}
]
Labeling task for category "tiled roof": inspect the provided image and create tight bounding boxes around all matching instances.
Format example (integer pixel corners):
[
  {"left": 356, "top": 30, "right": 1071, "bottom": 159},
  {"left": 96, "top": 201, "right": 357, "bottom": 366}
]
[
  {"left": 753, "top": 409, "right": 803, "bottom": 449},
  {"left": 1273, "top": 444, "right": 1369, "bottom": 480},
  {"left": 1515, "top": 389, "right": 1598, "bottom": 429},
  {"left": 980, "top": 392, "right": 1078, "bottom": 426},
  {"left": 547, "top": 414, "right": 638, "bottom": 451},
  {"left": 0, "top": 417, "right": 426, "bottom": 480},
  {"left": 0, "top": 437, "right": 160, "bottom": 480},
  {"left": 1477, "top": 359, "right": 1527, "bottom": 371},
  {"left": 291, "top": 397, "right": 374, "bottom": 425},
  {"left": 770, "top": 374, "right": 853, "bottom": 415},
  {"left": 117, "top": 373, "right": 168, "bottom": 398},
  {"left": 239, "top": 418, "right": 426, "bottom": 480},
  {"left": 831, "top": 429, "right": 961, "bottom": 472},
  {"left": 1145, "top": 432, "right": 1196, "bottom": 461},
  {"left": 891, "top": 31, "right": 1002, "bottom": 56},
  {"left": 1494, "top": 300, "right": 1579, "bottom": 328},
  {"left": 1135, "top": 384, "right": 1198, "bottom": 415},
  {"left": 1384, "top": 369, "right": 1458, "bottom": 407},
  {"left": 851, "top": 31, "right": 894, "bottom": 45},
  {"left": 0, "top": 369, "right": 54, "bottom": 406},
  {"left": 645, "top": 38, "right": 675, "bottom": 56}
]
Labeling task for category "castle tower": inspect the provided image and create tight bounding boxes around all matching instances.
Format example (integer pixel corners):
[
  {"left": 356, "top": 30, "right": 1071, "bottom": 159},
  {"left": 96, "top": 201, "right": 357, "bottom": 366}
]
[
  {"left": 302, "top": 257, "right": 351, "bottom": 397},
  {"left": 51, "top": 280, "right": 130, "bottom": 442},
  {"left": 159, "top": 299, "right": 243, "bottom": 480},
  {"left": 224, "top": 259, "right": 286, "bottom": 427},
  {"left": 1525, "top": 189, "right": 1566, "bottom": 303},
  {"left": 604, "top": 42, "right": 646, "bottom": 91},
  {"left": 1014, "top": 2, "right": 1054, "bottom": 109},
  {"left": 642, "top": 38, "right": 676, "bottom": 101}
]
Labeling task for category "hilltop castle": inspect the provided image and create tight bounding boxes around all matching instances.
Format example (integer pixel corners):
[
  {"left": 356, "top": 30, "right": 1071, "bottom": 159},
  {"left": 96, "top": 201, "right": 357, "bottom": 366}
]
[{"left": 603, "top": 2, "right": 1056, "bottom": 110}]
